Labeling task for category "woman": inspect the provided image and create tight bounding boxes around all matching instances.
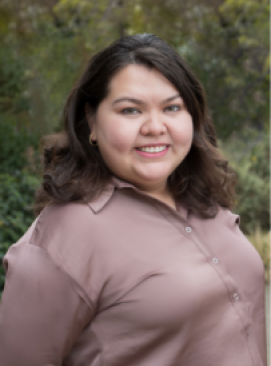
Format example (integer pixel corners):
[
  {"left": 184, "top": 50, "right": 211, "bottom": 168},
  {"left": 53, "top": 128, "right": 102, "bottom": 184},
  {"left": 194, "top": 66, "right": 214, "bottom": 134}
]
[{"left": 0, "top": 34, "right": 267, "bottom": 366}]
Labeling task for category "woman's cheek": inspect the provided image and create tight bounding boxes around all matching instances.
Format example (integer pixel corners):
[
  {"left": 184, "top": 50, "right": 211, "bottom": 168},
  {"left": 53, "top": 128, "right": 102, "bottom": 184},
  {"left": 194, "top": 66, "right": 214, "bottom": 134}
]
[
  {"left": 174, "top": 124, "right": 193, "bottom": 147},
  {"left": 107, "top": 125, "right": 137, "bottom": 153}
]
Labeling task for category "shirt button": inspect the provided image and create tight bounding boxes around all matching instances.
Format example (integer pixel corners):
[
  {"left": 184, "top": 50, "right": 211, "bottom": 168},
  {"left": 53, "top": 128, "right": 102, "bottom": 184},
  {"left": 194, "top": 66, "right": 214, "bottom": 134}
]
[
  {"left": 185, "top": 227, "right": 192, "bottom": 233},
  {"left": 212, "top": 257, "right": 219, "bottom": 264},
  {"left": 232, "top": 292, "right": 240, "bottom": 301}
]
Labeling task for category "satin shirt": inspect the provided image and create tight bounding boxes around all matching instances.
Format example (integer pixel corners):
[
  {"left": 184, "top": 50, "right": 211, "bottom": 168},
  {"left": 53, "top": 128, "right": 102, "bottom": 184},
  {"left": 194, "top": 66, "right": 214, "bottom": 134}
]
[{"left": 0, "top": 177, "right": 267, "bottom": 366}]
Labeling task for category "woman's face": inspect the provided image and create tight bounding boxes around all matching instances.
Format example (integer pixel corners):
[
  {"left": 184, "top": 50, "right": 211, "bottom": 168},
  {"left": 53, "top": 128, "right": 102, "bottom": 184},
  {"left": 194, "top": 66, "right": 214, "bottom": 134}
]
[{"left": 87, "top": 64, "right": 193, "bottom": 193}]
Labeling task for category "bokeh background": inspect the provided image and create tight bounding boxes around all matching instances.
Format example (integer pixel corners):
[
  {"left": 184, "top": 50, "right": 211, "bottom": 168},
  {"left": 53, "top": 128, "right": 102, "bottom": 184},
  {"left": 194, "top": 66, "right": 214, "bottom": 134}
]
[{"left": 0, "top": 0, "right": 269, "bottom": 355}]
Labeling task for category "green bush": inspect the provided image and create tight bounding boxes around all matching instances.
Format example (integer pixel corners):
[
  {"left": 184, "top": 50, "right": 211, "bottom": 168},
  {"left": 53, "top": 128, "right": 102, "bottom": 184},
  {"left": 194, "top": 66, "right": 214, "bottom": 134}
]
[
  {"left": 222, "top": 132, "right": 270, "bottom": 234},
  {"left": 0, "top": 171, "right": 39, "bottom": 295},
  {"left": 0, "top": 116, "right": 39, "bottom": 174},
  {"left": 247, "top": 229, "right": 270, "bottom": 283}
]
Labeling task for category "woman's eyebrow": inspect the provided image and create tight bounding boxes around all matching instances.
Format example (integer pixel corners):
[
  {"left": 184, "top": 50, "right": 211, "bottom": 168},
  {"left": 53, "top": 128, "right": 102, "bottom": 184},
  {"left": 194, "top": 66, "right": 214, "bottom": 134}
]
[
  {"left": 113, "top": 97, "right": 144, "bottom": 105},
  {"left": 112, "top": 94, "right": 181, "bottom": 105},
  {"left": 163, "top": 94, "right": 181, "bottom": 103}
]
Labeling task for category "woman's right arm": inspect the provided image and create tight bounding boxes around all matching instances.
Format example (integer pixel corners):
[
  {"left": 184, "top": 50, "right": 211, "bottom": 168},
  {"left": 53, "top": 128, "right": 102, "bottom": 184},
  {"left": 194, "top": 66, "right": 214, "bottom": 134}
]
[{"left": 0, "top": 240, "right": 94, "bottom": 366}]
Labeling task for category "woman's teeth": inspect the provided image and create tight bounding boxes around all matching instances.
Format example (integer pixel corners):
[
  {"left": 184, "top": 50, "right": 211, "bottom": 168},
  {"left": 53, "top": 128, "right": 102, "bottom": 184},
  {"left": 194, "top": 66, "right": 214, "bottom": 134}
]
[{"left": 137, "top": 146, "right": 167, "bottom": 153}]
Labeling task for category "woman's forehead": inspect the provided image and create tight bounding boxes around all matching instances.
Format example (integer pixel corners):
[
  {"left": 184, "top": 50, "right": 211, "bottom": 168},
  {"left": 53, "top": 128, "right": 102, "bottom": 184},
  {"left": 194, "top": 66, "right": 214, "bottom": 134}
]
[{"left": 106, "top": 64, "right": 180, "bottom": 101}]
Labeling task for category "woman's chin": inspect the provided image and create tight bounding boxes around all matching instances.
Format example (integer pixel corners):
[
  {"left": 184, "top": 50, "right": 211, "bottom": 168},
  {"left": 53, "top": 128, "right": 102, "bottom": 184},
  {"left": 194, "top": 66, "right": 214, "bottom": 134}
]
[{"left": 132, "top": 171, "right": 171, "bottom": 188}]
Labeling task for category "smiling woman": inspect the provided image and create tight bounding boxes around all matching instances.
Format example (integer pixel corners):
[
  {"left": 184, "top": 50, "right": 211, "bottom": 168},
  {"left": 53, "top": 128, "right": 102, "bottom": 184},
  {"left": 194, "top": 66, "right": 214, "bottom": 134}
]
[
  {"left": 33, "top": 35, "right": 236, "bottom": 217},
  {"left": 85, "top": 64, "right": 193, "bottom": 208},
  {"left": 0, "top": 34, "right": 267, "bottom": 366}
]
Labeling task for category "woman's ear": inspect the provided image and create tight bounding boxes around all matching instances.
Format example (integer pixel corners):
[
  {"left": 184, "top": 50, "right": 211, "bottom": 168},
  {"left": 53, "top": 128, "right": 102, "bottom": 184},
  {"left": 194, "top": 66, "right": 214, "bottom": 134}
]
[{"left": 85, "top": 103, "right": 97, "bottom": 140}]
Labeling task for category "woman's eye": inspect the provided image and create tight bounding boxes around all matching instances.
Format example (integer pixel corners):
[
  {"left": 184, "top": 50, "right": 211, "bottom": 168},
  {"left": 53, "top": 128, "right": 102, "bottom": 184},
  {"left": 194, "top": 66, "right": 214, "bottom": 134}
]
[
  {"left": 121, "top": 107, "right": 141, "bottom": 115},
  {"left": 165, "top": 105, "right": 180, "bottom": 112}
]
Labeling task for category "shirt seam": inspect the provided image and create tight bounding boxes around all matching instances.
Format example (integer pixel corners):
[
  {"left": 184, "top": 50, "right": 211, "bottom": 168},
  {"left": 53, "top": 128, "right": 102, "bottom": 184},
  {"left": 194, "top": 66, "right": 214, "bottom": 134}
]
[
  {"left": 28, "top": 208, "right": 95, "bottom": 312},
  {"left": 29, "top": 242, "right": 95, "bottom": 312}
]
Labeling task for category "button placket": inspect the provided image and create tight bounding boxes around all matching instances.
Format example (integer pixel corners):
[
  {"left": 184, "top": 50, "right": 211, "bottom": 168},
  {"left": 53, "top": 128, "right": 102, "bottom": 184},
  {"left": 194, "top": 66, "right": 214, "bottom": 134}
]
[
  {"left": 179, "top": 217, "right": 245, "bottom": 337},
  {"left": 246, "top": 326, "right": 249, "bottom": 336}
]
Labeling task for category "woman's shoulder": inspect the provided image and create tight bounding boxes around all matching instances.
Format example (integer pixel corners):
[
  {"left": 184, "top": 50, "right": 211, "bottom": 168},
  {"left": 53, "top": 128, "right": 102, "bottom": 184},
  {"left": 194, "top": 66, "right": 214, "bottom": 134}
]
[
  {"left": 3, "top": 201, "right": 102, "bottom": 320},
  {"left": 38, "top": 200, "right": 94, "bottom": 226},
  {"left": 13, "top": 201, "right": 97, "bottom": 252},
  {"left": 215, "top": 206, "right": 240, "bottom": 226},
  {"left": 189, "top": 205, "right": 241, "bottom": 233},
  {"left": 8, "top": 201, "right": 99, "bottom": 272},
  {"left": 30, "top": 201, "right": 97, "bottom": 250},
  {"left": 6, "top": 201, "right": 105, "bottom": 301},
  {"left": 190, "top": 204, "right": 240, "bottom": 222}
]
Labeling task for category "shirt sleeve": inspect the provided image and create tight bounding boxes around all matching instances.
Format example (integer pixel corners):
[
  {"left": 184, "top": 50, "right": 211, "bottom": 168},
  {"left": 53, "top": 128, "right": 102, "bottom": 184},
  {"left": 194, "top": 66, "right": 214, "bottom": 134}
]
[{"left": 0, "top": 242, "right": 94, "bottom": 366}]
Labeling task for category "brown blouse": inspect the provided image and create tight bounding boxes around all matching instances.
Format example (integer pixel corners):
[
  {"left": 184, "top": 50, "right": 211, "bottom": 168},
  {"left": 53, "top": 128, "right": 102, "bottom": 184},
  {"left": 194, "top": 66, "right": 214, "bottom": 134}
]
[{"left": 0, "top": 177, "right": 267, "bottom": 366}]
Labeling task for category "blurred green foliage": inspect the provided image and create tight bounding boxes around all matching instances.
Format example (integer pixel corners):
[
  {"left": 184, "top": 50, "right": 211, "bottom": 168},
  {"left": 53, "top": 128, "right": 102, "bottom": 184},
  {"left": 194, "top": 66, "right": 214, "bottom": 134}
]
[
  {"left": 0, "top": 0, "right": 268, "bottom": 137},
  {"left": 0, "top": 172, "right": 40, "bottom": 293},
  {"left": 222, "top": 132, "right": 269, "bottom": 233},
  {"left": 247, "top": 228, "right": 270, "bottom": 283},
  {"left": 0, "top": 116, "right": 38, "bottom": 173},
  {"left": 0, "top": 0, "right": 269, "bottom": 294},
  {"left": 236, "top": 152, "right": 269, "bottom": 233}
]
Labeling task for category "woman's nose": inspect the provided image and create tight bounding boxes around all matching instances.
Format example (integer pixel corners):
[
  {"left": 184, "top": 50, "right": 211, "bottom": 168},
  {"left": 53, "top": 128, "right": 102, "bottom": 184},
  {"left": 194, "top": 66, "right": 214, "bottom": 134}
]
[{"left": 140, "top": 113, "right": 167, "bottom": 136}]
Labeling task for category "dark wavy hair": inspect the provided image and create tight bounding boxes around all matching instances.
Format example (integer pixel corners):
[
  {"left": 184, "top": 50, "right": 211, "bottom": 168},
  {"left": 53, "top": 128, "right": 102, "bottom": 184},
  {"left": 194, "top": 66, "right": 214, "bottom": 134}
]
[{"left": 35, "top": 33, "right": 237, "bottom": 217}]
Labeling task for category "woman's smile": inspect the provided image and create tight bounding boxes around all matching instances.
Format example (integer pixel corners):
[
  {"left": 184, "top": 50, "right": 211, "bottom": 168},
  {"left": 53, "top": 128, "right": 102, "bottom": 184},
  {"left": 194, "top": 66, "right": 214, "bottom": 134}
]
[
  {"left": 87, "top": 64, "right": 193, "bottom": 194},
  {"left": 135, "top": 145, "right": 169, "bottom": 157}
]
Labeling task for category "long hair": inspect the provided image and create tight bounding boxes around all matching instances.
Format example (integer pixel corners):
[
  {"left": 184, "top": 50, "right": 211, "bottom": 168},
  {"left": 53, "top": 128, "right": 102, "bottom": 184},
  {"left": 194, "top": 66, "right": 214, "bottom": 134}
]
[{"left": 35, "top": 34, "right": 237, "bottom": 217}]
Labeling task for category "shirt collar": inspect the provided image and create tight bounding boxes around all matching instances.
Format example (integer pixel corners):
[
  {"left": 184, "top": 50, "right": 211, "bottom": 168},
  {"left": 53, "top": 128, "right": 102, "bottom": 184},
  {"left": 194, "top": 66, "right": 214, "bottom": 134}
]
[
  {"left": 86, "top": 176, "right": 136, "bottom": 213},
  {"left": 86, "top": 175, "right": 189, "bottom": 220}
]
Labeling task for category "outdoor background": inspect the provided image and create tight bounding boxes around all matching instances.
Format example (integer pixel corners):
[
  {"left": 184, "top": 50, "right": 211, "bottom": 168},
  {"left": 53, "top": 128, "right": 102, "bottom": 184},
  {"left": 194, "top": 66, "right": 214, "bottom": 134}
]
[{"left": 0, "top": 0, "right": 269, "bottom": 357}]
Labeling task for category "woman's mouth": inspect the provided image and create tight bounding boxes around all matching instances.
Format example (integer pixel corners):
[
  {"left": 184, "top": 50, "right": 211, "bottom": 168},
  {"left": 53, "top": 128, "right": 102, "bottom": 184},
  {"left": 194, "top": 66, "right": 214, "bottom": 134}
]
[
  {"left": 135, "top": 145, "right": 169, "bottom": 157},
  {"left": 136, "top": 145, "right": 168, "bottom": 153}
]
